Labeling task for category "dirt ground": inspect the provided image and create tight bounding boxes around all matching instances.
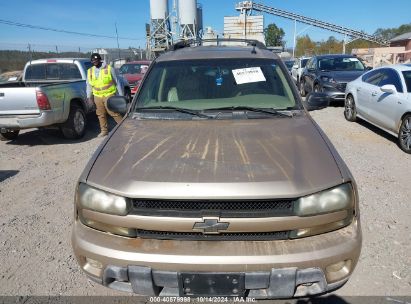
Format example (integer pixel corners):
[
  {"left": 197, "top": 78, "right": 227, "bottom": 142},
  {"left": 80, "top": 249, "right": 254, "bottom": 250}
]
[{"left": 0, "top": 108, "right": 410, "bottom": 299}]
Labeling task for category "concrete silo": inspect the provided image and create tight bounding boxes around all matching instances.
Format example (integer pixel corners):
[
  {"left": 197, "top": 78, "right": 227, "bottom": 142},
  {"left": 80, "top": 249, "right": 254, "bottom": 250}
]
[
  {"left": 196, "top": 3, "right": 203, "bottom": 37},
  {"left": 178, "top": 0, "right": 198, "bottom": 39},
  {"left": 148, "top": 0, "right": 172, "bottom": 58},
  {"left": 150, "top": 0, "right": 169, "bottom": 20}
]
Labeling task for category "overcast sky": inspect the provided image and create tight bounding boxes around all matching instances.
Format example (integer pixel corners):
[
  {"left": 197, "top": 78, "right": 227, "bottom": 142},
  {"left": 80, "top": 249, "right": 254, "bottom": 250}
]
[{"left": 1, "top": 0, "right": 410, "bottom": 52}]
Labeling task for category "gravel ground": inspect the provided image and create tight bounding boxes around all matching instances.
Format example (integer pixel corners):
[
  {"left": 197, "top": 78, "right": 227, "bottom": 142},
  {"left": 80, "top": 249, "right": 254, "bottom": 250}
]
[{"left": 0, "top": 108, "right": 410, "bottom": 298}]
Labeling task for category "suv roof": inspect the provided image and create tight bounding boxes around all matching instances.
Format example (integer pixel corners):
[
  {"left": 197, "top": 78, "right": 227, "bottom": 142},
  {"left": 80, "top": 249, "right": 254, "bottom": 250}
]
[
  {"left": 156, "top": 45, "right": 279, "bottom": 62},
  {"left": 27, "top": 58, "right": 90, "bottom": 63},
  {"left": 121, "top": 60, "right": 151, "bottom": 64},
  {"left": 313, "top": 54, "right": 356, "bottom": 59}
]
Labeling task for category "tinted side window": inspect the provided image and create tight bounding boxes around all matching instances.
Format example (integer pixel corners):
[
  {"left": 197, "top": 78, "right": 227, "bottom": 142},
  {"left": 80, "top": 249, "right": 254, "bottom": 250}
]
[
  {"left": 362, "top": 70, "right": 376, "bottom": 82},
  {"left": 379, "top": 69, "right": 403, "bottom": 93},
  {"left": 403, "top": 71, "right": 411, "bottom": 93},
  {"left": 363, "top": 70, "right": 384, "bottom": 86}
]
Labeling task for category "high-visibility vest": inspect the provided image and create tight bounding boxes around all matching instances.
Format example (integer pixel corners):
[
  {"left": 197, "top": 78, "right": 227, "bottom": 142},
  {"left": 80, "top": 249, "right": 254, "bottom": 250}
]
[{"left": 87, "top": 65, "right": 117, "bottom": 97}]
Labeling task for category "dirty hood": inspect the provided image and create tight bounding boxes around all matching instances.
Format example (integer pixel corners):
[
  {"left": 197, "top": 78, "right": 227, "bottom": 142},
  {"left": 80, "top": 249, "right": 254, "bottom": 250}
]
[
  {"left": 87, "top": 115, "right": 343, "bottom": 199},
  {"left": 320, "top": 70, "right": 365, "bottom": 83}
]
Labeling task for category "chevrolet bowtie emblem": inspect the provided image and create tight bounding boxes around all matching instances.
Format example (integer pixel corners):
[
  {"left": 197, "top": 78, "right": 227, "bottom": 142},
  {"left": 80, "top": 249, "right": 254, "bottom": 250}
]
[{"left": 193, "top": 217, "right": 230, "bottom": 234}]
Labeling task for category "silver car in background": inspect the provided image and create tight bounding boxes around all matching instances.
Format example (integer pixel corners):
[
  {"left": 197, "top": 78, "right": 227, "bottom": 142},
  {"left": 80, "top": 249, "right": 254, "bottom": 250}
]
[{"left": 344, "top": 64, "right": 411, "bottom": 153}]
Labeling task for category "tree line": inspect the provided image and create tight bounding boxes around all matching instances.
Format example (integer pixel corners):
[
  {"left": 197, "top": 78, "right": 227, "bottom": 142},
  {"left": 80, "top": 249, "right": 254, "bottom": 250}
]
[{"left": 0, "top": 50, "right": 89, "bottom": 73}]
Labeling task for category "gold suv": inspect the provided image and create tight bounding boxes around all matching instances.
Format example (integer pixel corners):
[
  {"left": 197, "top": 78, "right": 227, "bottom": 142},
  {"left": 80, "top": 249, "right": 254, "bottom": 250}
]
[{"left": 72, "top": 40, "right": 361, "bottom": 299}]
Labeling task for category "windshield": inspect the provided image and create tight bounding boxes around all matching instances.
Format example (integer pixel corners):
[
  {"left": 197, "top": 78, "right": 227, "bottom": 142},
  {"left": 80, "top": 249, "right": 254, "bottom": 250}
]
[
  {"left": 119, "top": 63, "right": 149, "bottom": 75},
  {"left": 135, "top": 59, "right": 297, "bottom": 113},
  {"left": 318, "top": 57, "right": 365, "bottom": 71},
  {"left": 284, "top": 60, "right": 294, "bottom": 69}
]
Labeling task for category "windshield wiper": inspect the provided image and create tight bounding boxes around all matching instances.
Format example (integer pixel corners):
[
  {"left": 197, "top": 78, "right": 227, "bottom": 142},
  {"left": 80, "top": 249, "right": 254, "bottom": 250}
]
[
  {"left": 137, "top": 106, "right": 212, "bottom": 119},
  {"left": 204, "top": 106, "right": 294, "bottom": 118}
]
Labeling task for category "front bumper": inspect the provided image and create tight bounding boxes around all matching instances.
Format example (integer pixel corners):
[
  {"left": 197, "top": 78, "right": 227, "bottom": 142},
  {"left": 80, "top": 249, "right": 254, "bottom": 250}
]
[
  {"left": 72, "top": 218, "right": 361, "bottom": 299},
  {"left": 321, "top": 84, "right": 346, "bottom": 101},
  {"left": 94, "top": 264, "right": 348, "bottom": 298}
]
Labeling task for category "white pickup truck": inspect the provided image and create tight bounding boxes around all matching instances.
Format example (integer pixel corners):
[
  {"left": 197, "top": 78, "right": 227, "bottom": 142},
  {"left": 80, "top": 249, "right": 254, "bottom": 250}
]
[
  {"left": 291, "top": 56, "right": 311, "bottom": 85},
  {"left": 0, "top": 58, "right": 130, "bottom": 140}
]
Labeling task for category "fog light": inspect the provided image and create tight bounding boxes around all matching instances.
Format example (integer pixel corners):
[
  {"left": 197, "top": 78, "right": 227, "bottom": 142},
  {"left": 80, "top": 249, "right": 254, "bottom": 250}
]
[
  {"left": 326, "top": 259, "right": 352, "bottom": 282},
  {"left": 83, "top": 257, "right": 103, "bottom": 277}
]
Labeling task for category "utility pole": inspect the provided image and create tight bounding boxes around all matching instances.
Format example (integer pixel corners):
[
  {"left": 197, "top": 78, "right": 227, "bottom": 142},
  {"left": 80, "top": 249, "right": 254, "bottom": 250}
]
[
  {"left": 293, "top": 19, "right": 297, "bottom": 58},
  {"left": 343, "top": 34, "right": 347, "bottom": 54},
  {"left": 28, "top": 43, "right": 32, "bottom": 62},
  {"left": 55, "top": 45, "right": 59, "bottom": 54},
  {"left": 115, "top": 23, "right": 121, "bottom": 61}
]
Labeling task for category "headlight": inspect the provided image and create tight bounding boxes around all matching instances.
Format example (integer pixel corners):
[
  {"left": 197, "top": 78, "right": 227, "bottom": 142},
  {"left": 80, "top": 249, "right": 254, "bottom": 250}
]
[
  {"left": 295, "top": 183, "right": 354, "bottom": 216},
  {"left": 321, "top": 76, "right": 337, "bottom": 83},
  {"left": 77, "top": 183, "right": 130, "bottom": 216}
]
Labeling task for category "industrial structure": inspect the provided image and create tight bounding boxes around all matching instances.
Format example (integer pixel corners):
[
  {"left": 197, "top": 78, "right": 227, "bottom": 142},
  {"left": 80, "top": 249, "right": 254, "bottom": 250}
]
[
  {"left": 352, "top": 32, "right": 411, "bottom": 68},
  {"left": 223, "top": 2, "right": 264, "bottom": 44},
  {"left": 234, "top": 1, "right": 390, "bottom": 56},
  {"left": 147, "top": 0, "right": 203, "bottom": 58},
  {"left": 146, "top": 0, "right": 394, "bottom": 60}
]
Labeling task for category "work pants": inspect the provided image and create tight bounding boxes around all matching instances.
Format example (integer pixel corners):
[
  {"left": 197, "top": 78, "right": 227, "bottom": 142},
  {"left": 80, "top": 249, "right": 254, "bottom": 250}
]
[{"left": 94, "top": 95, "right": 123, "bottom": 134}]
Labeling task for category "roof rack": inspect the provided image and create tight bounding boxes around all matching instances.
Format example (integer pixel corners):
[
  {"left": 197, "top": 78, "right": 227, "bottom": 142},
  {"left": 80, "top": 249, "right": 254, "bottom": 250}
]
[{"left": 168, "top": 38, "right": 267, "bottom": 51}]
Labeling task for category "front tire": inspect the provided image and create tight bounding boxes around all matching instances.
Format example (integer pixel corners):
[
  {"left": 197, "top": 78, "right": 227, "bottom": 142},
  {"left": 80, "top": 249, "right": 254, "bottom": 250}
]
[
  {"left": 299, "top": 80, "right": 306, "bottom": 97},
  {"left": 314, "top": 83, "right": 322, "bottom": 93},
  {"left": 344, "top": 95, "right": 357, "bottom": 122},
  {"left": 398, "top": 114, "right": 411, "bottom": 154},
  {"left": 124, "top": 88, "right": 132, "bottom": 103},
  {"left": 60, "top": 105, "right": 86, "bottom": 139},
  {"left": 0, "top": 130, "right": 19, "bottom": 141}
]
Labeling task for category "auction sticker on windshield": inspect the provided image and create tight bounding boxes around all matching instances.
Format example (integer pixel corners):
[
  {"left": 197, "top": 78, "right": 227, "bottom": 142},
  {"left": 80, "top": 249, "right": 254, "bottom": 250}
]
[
  {"left": 232, "top": 67, "right": 266, "bottom": 85},
  {"left": 343, "top": 58, "right": 360, "bottom": 62}
]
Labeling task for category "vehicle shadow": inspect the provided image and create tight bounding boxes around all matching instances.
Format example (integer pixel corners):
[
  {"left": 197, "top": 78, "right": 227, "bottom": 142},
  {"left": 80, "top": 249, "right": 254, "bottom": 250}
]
[
  {"left": 3, "top": 115, "right": 118, "bottom": 147},
  {"left": 356, "top": 118, "right": 398, "bottom": 146},
  {"left": 262, "top": 295, "right": 351, "bottom": 304},
  {"left": 328, "top": 100, "right": 344, "bottom": 108},
  {"left": 293, "top": 295, "right": 349, "bottom": 304},
  {"left": 0, "top": 170, "right": 19, "bottom": 182}
]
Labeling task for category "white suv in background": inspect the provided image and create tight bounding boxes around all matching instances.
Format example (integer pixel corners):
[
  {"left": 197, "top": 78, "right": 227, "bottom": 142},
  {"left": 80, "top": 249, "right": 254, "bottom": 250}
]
[{"left": 291, "top": 57, "right": 311, "bottom": 85}]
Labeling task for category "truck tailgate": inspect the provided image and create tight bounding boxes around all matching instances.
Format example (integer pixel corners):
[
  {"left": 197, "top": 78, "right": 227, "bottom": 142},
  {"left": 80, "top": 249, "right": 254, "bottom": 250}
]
[{"left": 0, "top": 87, "right": 40, "bottom": 115}]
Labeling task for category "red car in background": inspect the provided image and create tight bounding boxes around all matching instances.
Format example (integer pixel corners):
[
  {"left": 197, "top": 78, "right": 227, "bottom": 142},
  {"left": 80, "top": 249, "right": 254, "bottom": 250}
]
[{"left": 118, "top": 61, "right": 151, "bottom": 95}]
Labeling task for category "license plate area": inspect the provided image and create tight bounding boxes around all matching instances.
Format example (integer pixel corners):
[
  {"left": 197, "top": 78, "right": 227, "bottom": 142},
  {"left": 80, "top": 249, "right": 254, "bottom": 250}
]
[{"left": 178, "top": 272, "right": 245, "bottom": 297}]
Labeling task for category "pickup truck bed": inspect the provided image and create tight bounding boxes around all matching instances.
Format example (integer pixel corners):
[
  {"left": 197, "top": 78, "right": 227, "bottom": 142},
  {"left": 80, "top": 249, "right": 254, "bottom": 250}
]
[{"left": 0, "top": 79, "right": 91, "bottom": 140}]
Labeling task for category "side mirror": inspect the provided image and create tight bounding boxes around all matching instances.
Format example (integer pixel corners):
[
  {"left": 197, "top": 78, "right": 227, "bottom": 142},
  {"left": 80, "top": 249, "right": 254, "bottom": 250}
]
[
  {"left": 107, "top": 96, "right": 128, "bottom": 115},
  {"left": 366, "top": 66, "right": 373, "bottom": 71},
  {"left": 380, "top": 84, "right": 397, "bottom": 94},
  {"left": 307, "top": 68, "right": 315, "bottom": 73},
  {"left": 293, "top": 64, "right": 298, "bottom": 69},
  {"left": 305, "top": 92, "right": 330, "bottom": 111}
]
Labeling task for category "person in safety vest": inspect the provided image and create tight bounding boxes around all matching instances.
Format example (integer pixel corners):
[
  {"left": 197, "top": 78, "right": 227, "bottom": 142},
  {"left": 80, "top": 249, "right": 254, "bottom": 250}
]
[{"left": 86, "top": 53, "right": 124, "bottom": 137}]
